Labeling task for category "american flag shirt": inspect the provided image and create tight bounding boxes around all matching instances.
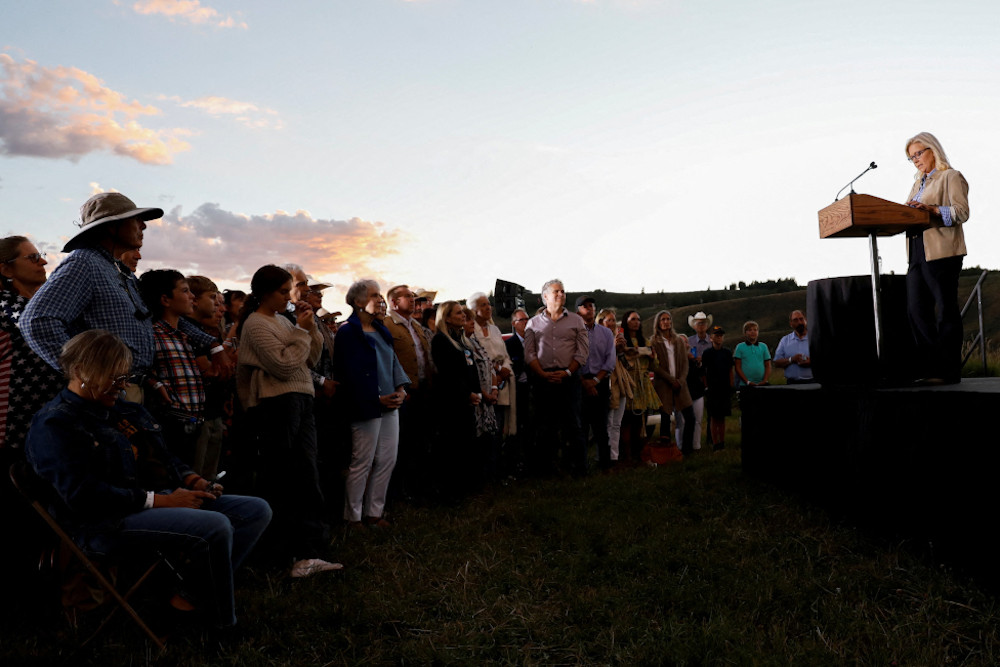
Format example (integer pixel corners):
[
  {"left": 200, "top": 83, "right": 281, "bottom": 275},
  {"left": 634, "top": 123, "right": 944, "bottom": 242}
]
[{"left": 0, "top": 290, "right": 64, "bottom": 449}]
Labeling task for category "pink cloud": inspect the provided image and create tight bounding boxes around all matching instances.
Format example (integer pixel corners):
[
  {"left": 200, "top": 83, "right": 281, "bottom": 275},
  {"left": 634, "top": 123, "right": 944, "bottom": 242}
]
[
  {"left": 137, "top": 203, "right": 407, "bottom": 286},
  {"left": 131, "top": 0, "right": 248, "bottom": 29},
  {"left": 160, "top": 94, "right": 283, "bottom": 129},
  {"left": 0, "top": 54, "right": 191, "bottom": 164}
]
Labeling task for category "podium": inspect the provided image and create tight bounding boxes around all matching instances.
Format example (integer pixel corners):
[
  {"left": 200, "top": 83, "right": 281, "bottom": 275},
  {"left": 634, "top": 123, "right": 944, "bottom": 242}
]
[{"left": 817, "top": 194, "right": 929, "bottom": 363}]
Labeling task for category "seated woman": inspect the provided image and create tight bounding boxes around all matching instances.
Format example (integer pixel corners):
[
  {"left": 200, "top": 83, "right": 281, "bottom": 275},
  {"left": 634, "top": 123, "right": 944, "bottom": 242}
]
[
  {"left": 333, "top": 279, "right": 409, "bottom": 529},
  {"left": 25, "top": 330, "right": 272, "bottom": 630}
]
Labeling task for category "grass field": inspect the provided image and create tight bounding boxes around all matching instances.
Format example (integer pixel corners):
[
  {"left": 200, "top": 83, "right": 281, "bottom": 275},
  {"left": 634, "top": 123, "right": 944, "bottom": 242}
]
[{"left": 4, "top": 426, "right": 999, "bottom": 666}]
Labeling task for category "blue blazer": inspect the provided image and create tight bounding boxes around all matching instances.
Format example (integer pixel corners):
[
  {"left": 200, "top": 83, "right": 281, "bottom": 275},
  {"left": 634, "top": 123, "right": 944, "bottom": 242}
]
[{"left": 333, "top": 312, "right": 409, "bottom": 422}]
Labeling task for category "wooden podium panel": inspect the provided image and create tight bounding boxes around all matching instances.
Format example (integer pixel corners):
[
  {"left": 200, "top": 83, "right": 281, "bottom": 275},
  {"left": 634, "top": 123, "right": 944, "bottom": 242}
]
[{"left": 818, "top": 194, "right": 929, "bottom": 239}]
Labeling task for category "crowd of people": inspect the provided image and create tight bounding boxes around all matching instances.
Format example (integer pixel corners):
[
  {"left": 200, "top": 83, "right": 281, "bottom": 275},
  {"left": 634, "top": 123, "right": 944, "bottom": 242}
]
[{"left": 0, "top": 131, "right": 968, "bottom": 635}]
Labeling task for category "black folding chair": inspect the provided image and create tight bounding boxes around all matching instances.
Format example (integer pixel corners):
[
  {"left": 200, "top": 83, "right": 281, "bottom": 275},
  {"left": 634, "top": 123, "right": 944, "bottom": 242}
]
[{"left": 8, "top": 461, "right": 167, "bottom": 652}]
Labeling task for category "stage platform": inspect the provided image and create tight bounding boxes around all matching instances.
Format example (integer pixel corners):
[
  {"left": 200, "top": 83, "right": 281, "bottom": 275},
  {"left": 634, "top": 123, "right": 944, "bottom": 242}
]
[{"left": 741, "top": 378, "right": 1000, "bottom": 586}]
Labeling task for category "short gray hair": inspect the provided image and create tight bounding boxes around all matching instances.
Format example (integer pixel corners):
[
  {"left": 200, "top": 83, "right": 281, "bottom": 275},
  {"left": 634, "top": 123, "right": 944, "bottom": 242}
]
[
  {"left": 541, "top": 279, "right": 563, "bottom": 295},
  {"left": 283, "top": 263, "right": 304, "bottom": 276},
  {"left": 346, "top": 279, "right": 380, "bottom": 310}
]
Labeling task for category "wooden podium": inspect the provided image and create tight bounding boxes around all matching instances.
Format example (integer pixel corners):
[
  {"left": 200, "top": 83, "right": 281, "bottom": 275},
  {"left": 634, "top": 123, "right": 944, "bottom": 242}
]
[{"left": 817, "top": 194, "right": 930, "bottom": 359}]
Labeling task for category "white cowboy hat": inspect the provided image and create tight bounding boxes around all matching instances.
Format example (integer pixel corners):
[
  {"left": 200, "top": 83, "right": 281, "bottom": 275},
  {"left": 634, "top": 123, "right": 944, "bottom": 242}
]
[{"left": 687, "top": 311, "right": 714, "bottom": 328}]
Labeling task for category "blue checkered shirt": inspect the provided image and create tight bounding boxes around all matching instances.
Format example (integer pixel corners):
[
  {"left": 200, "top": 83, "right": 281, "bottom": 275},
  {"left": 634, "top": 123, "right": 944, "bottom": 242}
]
[{"left": 21, "top": 247, "right": 216, "bottom": 373}]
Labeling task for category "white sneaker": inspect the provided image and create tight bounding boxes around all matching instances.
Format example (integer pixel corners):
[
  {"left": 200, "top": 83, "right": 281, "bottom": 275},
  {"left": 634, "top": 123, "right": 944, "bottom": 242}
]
[{"left": 290, "top": 558, "right": 343, "bottom": 578}]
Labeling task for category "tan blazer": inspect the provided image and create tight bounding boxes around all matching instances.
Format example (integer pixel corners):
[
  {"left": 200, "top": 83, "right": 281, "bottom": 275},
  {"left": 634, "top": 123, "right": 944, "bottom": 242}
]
[
  {"left": 384, "top": 310, "right": 432, "bottom": 391},
  {"left": 906, "top": 168, "right": 969, "bottom": 262},
  {"left": 650, "top": 334, "right": 692, "bottom": 413}
]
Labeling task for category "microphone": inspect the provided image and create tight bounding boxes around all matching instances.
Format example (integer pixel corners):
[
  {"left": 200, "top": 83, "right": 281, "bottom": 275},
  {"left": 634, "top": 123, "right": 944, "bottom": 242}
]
[{"left": 835, "top": 161, "right": 878, "bottom": 201}]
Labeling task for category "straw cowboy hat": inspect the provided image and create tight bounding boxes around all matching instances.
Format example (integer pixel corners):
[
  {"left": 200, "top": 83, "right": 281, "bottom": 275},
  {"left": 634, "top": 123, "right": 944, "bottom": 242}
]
[
  {"left": 687, "top": 311, "right": 714, "bottom": 329},
  {"left": 63, "top": 192, "right": 164, "bottom": 252}
]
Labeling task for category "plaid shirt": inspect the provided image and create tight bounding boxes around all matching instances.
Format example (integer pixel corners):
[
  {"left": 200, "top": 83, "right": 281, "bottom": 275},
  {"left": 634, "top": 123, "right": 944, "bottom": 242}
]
[
  {"left": 152, "top": 319, "right": 206, "bottom": 416},
  {"left": 21, "top": 247, "right": 216, "bottom": 373}
]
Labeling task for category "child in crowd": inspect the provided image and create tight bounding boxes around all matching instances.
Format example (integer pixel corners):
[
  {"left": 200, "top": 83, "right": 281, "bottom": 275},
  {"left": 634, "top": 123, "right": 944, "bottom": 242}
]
[
  {"left": 187, "top": 275, "right": 227, "bottom": 479},
  {"left": 701, "top": 326, "right": 734, "bottom": 451},
  {"left": 733, "top": 320, "right": 771, "bottom": 387},
  {"left": 138, "top": 269, "right": 207, "bottom": 468}
]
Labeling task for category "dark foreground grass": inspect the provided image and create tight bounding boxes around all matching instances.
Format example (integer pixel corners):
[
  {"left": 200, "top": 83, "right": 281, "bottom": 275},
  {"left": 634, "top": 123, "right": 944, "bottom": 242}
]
[{"left": 4, "top": 447, "right": 999, "bottom": 666}]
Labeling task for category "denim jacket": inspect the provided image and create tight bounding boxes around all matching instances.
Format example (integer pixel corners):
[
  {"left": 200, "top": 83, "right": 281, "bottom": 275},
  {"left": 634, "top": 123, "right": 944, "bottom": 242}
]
[{"left": 26, "top": 389, "right": 194, "bottom": 541}]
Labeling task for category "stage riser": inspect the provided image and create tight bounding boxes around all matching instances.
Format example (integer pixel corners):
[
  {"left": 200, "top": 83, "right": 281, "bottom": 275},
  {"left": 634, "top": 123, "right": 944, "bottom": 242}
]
[{"left": 742, "top": 381, "right": 1000, "bottom": 586}]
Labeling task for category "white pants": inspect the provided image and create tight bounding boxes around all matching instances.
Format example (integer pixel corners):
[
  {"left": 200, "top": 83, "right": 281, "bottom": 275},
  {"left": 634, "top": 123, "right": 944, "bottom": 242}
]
[
  {"left": 674, "top": 396, "right": 704, "bottom": 450},
  {"left": 344, "top": 410, "right": 399, "bottom": 522},
  {"left": 607, "top": 400, "right": 627, "bottom": 461}
]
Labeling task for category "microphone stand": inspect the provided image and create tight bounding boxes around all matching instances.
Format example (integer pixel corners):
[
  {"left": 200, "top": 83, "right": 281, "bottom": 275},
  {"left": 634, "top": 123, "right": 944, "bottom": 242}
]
[{"left": 834, "top": 162, "right": 878, "bottom": 202}]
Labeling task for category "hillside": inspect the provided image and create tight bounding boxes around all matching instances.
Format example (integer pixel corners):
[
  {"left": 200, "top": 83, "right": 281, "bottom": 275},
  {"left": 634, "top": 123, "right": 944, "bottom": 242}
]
[{"left": 499, "top": 269, "right": 1000, "bottom": 354}]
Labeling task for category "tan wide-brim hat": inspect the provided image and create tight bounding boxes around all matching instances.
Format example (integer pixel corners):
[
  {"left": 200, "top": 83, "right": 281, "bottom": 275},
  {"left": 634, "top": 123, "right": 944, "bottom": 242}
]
[
  {"left": 63, "top": 192, "right": 164, "bottom": 252},
  {"left": 688, "top": 311, "right": 714, "bottom": 329}
]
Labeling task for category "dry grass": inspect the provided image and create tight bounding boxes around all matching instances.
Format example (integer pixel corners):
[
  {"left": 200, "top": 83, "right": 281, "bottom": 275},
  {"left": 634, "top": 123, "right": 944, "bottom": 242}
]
[{"left": 3, "top": 430, "right": 999, "bottom": 665}]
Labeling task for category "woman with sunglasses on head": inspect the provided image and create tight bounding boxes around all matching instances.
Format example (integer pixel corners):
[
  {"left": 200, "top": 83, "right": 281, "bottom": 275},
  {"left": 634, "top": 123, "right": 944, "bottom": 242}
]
[
  {"left": 0, "top": 236, "right": 64, "bottom": 453},
  {"left": 903, "top": 132, "right": 970, "bottom": 384},
  {"left": 618, "top": 310, "right": 661, "bottom": 464},
  {"left": 25, "top": 330, "right": 272, "bottom": 631}
]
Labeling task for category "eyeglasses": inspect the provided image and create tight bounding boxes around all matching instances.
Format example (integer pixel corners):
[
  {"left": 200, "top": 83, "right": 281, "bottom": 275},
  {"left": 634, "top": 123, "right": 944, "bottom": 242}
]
[
  {"left": 513, "top": 318, "right": 529, "bottom": 324},
  {"left": 4, "top": 252, "right": 46, "bottom": 264},
  {"left": 907, "top": 147, "right": 931, "bottom": 163},
  {"left": 81, "top": 374, "right": 130, "bottom": 391}
]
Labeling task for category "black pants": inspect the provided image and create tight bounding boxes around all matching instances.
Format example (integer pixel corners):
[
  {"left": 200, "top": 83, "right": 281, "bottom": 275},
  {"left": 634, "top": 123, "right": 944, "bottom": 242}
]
[
  {"left": 389, "top": 388, "right": 430, "bottom": 500},
  {"left": 503, "top": 381, "right": 532, "bottom": 477},
  {"left": 530, "top": 374, "right": 585, "bottom": 476},
  {"left": 251, "top": 393, "right": 328, "bottom": 561},
  {"left": 907, "top": 237, "right": 963, "bottom": 380},
  {"left": 581, "top": 377, "right": 611, "bottom": 469}
]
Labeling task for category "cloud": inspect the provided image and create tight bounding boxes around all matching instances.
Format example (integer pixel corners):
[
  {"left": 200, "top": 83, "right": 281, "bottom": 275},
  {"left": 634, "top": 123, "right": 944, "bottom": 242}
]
[
  {"left": 0, "top": 54, "right": 192, "bottom": 164},
  {"left": 137, "top": 203, "right": 407, "bottom": 286},
  {"left": 89, "top": 182, "right": 119, "bottom": 194},
  {"left": 130, "top": 0, "right": 248, "bottom": 29},
  {"left": 160, "top": 94, "right": 283, "bottom": 129}
]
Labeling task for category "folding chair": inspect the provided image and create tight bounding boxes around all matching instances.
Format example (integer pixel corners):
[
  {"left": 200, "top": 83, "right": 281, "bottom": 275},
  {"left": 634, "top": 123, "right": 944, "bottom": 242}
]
[{"left": 8, "top": 461, "right": 167, "bottom": 652}]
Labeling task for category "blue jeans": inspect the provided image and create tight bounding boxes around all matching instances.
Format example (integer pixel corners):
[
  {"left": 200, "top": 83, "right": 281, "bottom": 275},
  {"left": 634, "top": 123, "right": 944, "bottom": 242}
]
[{"left": 112, "top": 494, "right": 271, "bottom": 627}]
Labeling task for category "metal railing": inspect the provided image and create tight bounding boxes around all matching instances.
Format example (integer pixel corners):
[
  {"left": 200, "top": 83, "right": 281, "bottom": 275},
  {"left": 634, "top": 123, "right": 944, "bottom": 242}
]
[{"left": 960, "top": 270, "right": 989, "bottom": 374}]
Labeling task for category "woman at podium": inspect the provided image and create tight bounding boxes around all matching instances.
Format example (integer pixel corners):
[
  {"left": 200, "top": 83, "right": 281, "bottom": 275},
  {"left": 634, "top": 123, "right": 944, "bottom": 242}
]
[{"left": 903, "top": 132, "right": 969, "bottom": 384}]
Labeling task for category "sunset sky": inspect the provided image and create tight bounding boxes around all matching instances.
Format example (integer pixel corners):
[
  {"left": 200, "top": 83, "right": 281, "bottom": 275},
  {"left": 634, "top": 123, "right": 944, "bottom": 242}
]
[{"left": 3, "top": 0, "right": 999, "bottom": 308}]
